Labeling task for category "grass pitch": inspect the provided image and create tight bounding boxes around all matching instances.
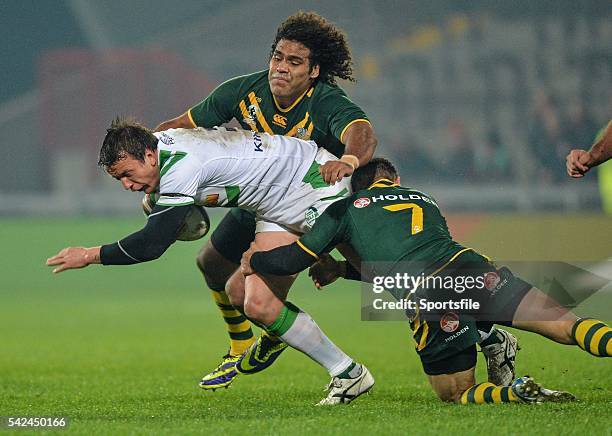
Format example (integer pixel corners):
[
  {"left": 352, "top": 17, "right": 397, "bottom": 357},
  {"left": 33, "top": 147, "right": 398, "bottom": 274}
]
[{"left": 1, "top": 215, "right": 611, "bottom": 435}]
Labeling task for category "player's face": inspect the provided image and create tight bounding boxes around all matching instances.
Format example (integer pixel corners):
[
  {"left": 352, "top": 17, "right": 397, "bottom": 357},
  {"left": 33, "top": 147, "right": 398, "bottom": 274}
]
[
  {"left": 107, "top": 149, "right": 160, "bottom": 194},
  {"left": 268, "top": 39, "right": 320, "bottom": 107}
]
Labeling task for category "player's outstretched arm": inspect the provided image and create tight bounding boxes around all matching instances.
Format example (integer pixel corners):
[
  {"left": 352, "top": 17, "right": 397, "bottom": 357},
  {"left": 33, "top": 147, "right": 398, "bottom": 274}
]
[
  {"left": 46, "top": 246, "right": 101, "bottom": 273},
  {"left": 320, "top": 121, "right": 377, "bottom": 184},
  {"left": 46, "top": 205, "right": 190, "bottom": 274},
  {"left": 566, "top": 120, "right": 612, "bottom": 177}
]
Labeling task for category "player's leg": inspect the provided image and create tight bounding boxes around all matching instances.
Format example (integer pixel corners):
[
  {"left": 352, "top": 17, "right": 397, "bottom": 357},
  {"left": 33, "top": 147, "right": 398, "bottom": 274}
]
[
  {"left": 339, "top": 244, "right": 519, "bottom": 386},
  {"left": 472, "top": 260, "right": 610, "bottom": 357},
  {"left": 239, "top": 230, "right": 374, "bottom": 404},
  {"left": 197, "top": 209, "right": 256, "bottom": 390},
  {"left": 426, "top": 347, "right": 478, "bottom": 403},
  {"left": 426, "top": 346, "right": 574, "bottom": 404},
  {"left": 511, "top": 286, "right": 611, "bottom": 357},
  {"left": 425, "top": 346, "right": 524, "bottom": 404}
]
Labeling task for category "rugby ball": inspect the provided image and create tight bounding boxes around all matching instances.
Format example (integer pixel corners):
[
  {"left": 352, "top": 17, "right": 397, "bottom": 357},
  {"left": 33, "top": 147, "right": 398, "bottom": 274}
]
[{"left": 142, "top": 193, "right": 210, "bottom": 241}]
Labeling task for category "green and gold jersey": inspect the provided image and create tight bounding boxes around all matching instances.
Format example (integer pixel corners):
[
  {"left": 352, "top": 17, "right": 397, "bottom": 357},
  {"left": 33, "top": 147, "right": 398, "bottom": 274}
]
[
  {"left": 187, "top": 70, "right": 369, "bottom": 158},
  {"left": 298, "top": 179, "right": 466, "bottom": 278}
]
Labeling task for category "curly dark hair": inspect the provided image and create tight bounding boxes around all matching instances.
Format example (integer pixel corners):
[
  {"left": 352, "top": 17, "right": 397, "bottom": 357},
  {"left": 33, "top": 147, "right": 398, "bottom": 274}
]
[
  {"left": 271, "top": 11, "right": 354, "bottom": 85},
  {"left": 98, "top": 117, "right": 158, "bottom": 169},
  {"left": 351, "top": 157, "right": 399, "bottom": 192}
]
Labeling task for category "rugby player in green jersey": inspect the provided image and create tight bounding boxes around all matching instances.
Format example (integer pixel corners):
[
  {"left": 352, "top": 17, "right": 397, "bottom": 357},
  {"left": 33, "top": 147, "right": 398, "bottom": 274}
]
[
  {"left": 241, "top": 158, "right": 611, "bottom": 404},
  {"left": 156, "top": 11, "right": 517, "bottom": 391},
  {"left": 155, "top": 11, "right": 378, "bottom": 390}
]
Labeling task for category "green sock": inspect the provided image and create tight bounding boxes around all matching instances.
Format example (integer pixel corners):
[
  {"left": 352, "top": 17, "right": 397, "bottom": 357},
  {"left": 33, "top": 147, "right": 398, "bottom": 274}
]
[
  {"left": 337, "top": 362, "right": 362, "bottom": 379},
  {"left": 266, "top": 302, "right": 300, "bottom": 336}
]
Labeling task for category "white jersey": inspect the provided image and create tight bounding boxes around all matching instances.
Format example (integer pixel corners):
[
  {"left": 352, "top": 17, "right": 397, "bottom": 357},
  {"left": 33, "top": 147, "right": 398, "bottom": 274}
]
[{"left": 152, "top": 127, "right": 350, "bottom": 233}]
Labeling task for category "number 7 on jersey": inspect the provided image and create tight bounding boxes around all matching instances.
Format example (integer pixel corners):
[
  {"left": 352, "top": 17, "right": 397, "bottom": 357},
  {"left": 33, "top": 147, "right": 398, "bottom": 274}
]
[{"left": 383, "top": 203, "right": 424, "bottom": 235}]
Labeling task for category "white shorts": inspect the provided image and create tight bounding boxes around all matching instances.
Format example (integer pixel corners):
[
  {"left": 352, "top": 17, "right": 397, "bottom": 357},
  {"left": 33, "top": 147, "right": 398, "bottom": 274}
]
[{"left": 255, "top": 148, "right": 351, "bottom": 235}]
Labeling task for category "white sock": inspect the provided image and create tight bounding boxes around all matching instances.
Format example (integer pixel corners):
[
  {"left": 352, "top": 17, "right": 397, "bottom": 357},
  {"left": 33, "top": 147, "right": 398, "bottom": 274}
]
[{"left": 279, "top": 310, "right": 352, "bottom": 376}]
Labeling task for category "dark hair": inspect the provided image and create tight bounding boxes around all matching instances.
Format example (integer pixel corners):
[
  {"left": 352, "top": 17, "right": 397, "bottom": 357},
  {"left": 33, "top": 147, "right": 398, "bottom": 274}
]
[
  {"left": 98, "top": 117, "right": 158, "bottom": 169},
  {"left": 271, "top": 11, "right": 354, "bottom": 85},
  {"left": 351, "top": 157, "right": 399, "bottom": 192}
]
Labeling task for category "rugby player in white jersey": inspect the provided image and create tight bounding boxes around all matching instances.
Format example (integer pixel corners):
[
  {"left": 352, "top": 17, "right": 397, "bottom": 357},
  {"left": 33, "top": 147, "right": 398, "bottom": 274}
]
[{"left": 47, "top": 118, "right": 374, "bottom": 405}]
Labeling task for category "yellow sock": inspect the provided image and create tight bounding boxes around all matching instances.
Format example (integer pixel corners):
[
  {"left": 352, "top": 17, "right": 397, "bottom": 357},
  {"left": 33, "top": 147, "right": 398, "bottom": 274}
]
[
  {"left": 571, "top": 318, "right": 612, "bottom": 357},
  {"left": 210, "top": 289, "right": 255, "bottom": 356},
  {"left": 460, "top": 382, "right": 519, "bottom": 404}
]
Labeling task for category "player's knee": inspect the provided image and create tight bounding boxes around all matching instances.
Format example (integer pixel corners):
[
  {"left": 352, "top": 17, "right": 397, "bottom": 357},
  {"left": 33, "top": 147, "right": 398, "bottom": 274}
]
[
  {"left": 243, "top": 295, "right": 267, "bottom": 322},
  {"left": 225, "top": 274, "right": 245, "bottom": 308},
  {"left": 432, "top": 387, "right": 465, "bottom": 404},
  {"left": 243, "top": 293, "right": 279, "bottom": 325}
]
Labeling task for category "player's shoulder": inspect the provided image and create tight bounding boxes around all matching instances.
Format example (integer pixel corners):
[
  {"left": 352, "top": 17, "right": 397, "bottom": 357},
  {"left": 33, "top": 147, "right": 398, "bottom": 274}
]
[
  {"left": 155, "top": 130, "right": 202, "bottom": 162},
  {"left": 322, "top": 196, "right": 353, "bottom": 218},
  {"left": 309, "top": 80, "right": 365, "bottom": 117},
  {"left": 311, "top": 80, "right": 350, "bottom": 101},
  {"left": 222, "top": 69, "right": 269, "bottom": 92}
]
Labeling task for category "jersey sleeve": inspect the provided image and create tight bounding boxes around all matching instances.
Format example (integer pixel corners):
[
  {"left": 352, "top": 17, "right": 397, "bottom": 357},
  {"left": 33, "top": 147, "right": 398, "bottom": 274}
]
[
  {"left": 188, "top": 76, "right": 242, "bottom": 127},
  {"left": 156, "top": 155, "right": 203, "bottom": 207},
  {"left": 297, "top": 198, "right": 352, "bottom": 257},
  {"left": 312, "top": 87, "right": 370, "bottom": 143}
]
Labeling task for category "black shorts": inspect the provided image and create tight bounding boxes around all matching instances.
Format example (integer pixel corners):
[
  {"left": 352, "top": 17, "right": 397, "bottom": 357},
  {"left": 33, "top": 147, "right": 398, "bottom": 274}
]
[
  {"left": 410, "top": 250, "right": 532, "bottom": 374},
  {"left": 421, "top": 344, "right": 477, "bottom": 376},
  {"left": 209, "top": 209, "right": 257, "bottom": 264},
  {"left": 413, "top": 250, "right": 532, "bottom": 324}
]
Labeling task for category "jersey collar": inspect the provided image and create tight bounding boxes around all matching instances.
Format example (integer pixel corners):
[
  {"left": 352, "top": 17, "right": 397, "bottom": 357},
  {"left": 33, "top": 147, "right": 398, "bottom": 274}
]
[
  {"left": 368, "top": 178, "right": 399, "bottom": 189},
  {"left": 272, "top": 83, "right": 315, "bottom": 113}
]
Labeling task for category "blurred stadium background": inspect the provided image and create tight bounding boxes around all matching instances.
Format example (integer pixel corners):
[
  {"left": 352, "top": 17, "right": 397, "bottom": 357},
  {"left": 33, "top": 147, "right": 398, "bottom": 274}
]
[
  {"left": 1, "top": 0, "right": 611, "bottom": 215},
  {"left": 1, "top": 2, "right": 611, "bottom": 431}
]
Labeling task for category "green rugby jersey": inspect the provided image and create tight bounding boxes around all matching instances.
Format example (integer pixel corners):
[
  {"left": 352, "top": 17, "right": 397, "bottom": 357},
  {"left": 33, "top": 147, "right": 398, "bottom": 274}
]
[
  {"left": 298, "top": 179, "right": 466, "bottom": 279},
  {"left": 187, "top": 70, "right": 369, "bottom": 158}
]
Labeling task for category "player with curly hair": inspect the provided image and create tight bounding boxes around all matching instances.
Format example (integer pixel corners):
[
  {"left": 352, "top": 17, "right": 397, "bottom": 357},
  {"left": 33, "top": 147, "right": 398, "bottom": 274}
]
[
  {"left": 155, "top": 11, "right": 378, "bottom": 391},
  {"left": 155, "top": 12, "right": 516, "bottom": 392}
]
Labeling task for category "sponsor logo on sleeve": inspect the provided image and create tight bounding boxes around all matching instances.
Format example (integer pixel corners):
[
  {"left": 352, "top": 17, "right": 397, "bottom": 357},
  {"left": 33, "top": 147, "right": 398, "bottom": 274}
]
[
  {"left": 440, "top": 312, "right": 460, "bottom": 333},
  {"left": 484, "top": 271, "right": 501, "bottom": 290},
  {"left": 159, "top": 132, "right": 175, "bottom": 145}
]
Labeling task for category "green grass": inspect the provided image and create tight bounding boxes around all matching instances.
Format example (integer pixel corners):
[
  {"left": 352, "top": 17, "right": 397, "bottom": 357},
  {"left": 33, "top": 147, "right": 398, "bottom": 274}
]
[{"left": 1, "top": 216, "right": 611, "bottom": 435}]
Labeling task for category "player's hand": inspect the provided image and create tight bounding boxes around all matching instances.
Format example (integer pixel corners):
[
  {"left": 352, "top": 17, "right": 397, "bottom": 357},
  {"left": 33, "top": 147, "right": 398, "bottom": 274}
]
[
  {"left": 240, "top": 242, "right": 260, "bottom": 276},
  {"left": 319, "top": 160, "right": 354, "bottom": 184},
  {"left": 566, "top": 149, "right": 591, "bottom": 178},
  {"left": 308, "top": 253, "right": 343, "bottom": 289},
  {"left": 46, "top": 246, "right": 100, "bottom": 274}
]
